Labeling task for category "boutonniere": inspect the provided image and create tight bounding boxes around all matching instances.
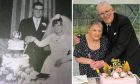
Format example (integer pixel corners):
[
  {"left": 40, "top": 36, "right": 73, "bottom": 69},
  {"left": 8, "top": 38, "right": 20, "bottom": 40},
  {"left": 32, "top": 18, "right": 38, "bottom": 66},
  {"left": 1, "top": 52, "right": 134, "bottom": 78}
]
[
  {"left": 42, "top": 30, "right": 46, "bottom": 33},
  {"left": 114, "top": 32, "right": 117, "bottom": 35},
  {"left": 42, "top": 22, "right": 47, "bottom": 27}
]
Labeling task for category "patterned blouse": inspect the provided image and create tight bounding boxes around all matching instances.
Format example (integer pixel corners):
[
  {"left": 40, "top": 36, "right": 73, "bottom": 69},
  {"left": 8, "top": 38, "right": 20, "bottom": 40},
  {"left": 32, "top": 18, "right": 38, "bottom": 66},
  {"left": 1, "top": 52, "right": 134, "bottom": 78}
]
[{"left": 74, "top": 35, "right": 109, "bottom": 77}]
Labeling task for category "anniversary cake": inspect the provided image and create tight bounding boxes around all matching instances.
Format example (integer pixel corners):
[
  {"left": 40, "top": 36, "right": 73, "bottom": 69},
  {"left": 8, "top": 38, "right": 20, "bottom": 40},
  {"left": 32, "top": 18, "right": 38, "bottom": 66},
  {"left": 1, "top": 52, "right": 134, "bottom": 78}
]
[
  {"left": 0, "top": 31, "right": 38, "bottom": 84},
  {"left": 98, "top": 59, "right": 137, "bottom": 84}
]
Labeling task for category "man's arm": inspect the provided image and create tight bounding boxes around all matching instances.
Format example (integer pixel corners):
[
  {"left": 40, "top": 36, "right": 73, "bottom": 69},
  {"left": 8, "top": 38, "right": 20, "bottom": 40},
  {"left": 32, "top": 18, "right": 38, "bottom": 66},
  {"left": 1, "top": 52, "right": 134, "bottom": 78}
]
[
  {"left": 18, "top": 19, "right": 33, "bottom": 44},
  {"left": 104, "top": 17, "right": 134, "bottom": 63}
]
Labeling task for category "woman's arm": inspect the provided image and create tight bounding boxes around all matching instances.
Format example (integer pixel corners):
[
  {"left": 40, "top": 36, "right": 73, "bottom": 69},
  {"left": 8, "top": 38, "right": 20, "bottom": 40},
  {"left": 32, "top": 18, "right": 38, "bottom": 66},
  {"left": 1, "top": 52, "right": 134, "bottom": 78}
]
[
  {"left": 34, "top": 35, "right": 52, "bottom": 47},
  {"left": 75, "top": 57, "right": 94, "bottom": 65},
  {"left": 59, "top": 35, "right": 72, "bottom": 63},
  {"left": 73, "top": 35, "right": 95, "bottom": 65}
]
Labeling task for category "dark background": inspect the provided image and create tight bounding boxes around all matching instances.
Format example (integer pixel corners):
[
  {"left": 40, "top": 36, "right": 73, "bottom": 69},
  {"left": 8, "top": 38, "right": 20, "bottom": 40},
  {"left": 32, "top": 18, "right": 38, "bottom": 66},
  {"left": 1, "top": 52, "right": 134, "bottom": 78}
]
[
  {"left": 56, "top": 0, "right": 72, "bottom": 19},
  {"left": 0, "top": 0, "right": 13, "bottom": 38}
]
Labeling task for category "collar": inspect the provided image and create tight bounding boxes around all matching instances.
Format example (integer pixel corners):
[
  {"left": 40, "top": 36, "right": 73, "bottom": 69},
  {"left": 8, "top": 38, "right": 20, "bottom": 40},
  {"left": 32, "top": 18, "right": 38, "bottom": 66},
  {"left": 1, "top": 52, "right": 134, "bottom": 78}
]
[{"left": 33, "top": 17, "right": 41, "bottom": 22}]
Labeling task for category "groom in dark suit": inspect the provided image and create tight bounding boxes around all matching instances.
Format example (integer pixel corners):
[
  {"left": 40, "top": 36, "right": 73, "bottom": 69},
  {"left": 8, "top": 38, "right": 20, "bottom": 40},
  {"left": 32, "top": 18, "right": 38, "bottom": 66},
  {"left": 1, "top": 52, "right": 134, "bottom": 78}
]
[{"left": 19, "top": 2, "right": 50, "bottom": 77}]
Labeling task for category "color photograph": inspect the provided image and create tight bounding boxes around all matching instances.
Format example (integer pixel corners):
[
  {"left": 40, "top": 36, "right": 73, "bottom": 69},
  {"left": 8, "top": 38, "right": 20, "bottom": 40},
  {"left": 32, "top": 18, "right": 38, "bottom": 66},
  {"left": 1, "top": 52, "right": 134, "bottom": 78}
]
[{"left": 73, "top": 0, "right": 140, "bottom": 84}]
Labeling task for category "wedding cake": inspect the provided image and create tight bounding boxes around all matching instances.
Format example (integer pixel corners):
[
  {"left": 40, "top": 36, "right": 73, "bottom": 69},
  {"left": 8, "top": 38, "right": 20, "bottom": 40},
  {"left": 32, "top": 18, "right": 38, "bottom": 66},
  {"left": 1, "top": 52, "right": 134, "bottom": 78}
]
[
  {"left": 8, "top": 31, "right": 24, "bottom": 50},
  {"left": 0, "top": 31, "right": 38, "bottom": 84},
  {"left": 8, "top": 39, "right": 24, "bottom": 50},
  {"left": 98, "top": 59, "right": 137, "bottom": 84}
]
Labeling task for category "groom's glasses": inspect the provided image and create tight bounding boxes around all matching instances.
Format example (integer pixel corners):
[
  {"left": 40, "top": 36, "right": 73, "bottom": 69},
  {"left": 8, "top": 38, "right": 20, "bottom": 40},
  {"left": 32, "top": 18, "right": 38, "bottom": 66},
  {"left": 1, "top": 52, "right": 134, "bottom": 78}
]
[{"left": 34, "top": 8, "right": 43, "bottom": 11}]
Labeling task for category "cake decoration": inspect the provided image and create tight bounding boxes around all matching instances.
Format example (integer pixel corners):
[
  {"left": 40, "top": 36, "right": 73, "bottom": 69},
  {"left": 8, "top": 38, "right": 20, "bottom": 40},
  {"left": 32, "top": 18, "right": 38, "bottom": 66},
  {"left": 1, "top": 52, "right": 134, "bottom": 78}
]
[
  {"left": 99, "top": 58, "right": 137, "bottom": 84},
  {"left": 0, "top": 31, "right": 39, "bottom": 84}
]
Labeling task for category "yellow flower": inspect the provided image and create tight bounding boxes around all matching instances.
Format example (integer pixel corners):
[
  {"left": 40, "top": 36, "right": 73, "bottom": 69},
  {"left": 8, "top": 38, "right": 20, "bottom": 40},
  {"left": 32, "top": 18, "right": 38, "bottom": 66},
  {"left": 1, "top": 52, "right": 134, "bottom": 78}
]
[
  {"left": 96, "top": 68, "right": 100, "bottom": 74},
  {"left": 103, "top": 63, "right": 111, "bottom": 71},
  {"left": 103, "top": 63, "right": 112, "bottom": 75},
  {"left": 123, "top": 61, "right": 130, "bottom": 72}
]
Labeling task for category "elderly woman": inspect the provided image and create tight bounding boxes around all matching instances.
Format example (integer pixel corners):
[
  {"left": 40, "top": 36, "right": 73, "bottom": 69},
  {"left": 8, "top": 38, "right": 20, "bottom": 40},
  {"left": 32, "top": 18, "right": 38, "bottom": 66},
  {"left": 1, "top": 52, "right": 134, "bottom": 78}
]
[
  {"left": 32, "top": 14, "right": 72, "bottom": 84},
  {"left": 74, "top": 20, "right": 109, "bottom": 77}
]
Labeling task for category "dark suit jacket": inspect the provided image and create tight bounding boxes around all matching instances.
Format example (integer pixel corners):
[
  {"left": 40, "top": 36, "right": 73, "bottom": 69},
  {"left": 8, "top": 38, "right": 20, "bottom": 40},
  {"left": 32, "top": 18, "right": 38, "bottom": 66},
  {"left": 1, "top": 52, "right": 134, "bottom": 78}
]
[
  {"left": 102, "top": 13, "right": 140, "bottom": 73},
  {"left": 19, "top": 17, "right": 48, "bottom": 40},
  {"left": 18, "top": 17, "right": 50, "bottom": 72}
]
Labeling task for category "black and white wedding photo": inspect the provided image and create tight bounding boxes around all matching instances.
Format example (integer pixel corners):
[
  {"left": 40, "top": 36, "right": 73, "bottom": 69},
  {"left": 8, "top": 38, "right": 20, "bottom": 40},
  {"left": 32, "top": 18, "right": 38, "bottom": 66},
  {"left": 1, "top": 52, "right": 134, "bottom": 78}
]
[{"left": 0, "top": 0, "right": 72, "bottom": 84}]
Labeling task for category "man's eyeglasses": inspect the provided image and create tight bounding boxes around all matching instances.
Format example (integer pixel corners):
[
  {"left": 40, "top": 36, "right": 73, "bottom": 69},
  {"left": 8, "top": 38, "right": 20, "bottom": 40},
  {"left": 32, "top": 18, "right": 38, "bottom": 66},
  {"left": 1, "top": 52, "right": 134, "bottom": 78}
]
[
  {"left": 98, "top": 9, "right": 112, "bottom": 17},
  {"left": 34, "top": 8, "right": 43, "bottom": 11}
]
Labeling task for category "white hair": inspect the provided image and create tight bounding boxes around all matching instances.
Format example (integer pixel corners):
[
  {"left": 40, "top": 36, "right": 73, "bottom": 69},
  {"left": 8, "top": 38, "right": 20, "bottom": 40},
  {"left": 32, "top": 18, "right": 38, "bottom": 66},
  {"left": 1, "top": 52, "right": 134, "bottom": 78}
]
[
  {"left": 87, "top": 20, "right": 103, "bottom": 31},
  {"left": 96, "top": 1, "right": 113, "bottom": 11}
]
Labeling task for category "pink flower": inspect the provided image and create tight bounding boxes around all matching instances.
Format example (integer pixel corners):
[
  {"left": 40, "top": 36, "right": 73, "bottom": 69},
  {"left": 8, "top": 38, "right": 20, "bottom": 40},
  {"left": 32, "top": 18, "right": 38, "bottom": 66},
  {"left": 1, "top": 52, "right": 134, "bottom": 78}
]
[
  {"left": 112, "top": 72, "right": 120, "bottom": 78},
  {"left": 115, "top": 67, "right": 123, "bottom": 73}
]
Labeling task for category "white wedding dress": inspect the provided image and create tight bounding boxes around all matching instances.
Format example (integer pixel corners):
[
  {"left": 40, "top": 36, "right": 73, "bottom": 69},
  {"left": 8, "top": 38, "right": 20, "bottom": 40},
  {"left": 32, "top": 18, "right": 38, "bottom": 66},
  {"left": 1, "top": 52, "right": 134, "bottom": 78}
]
[{"left": 35, "top": 33, "right": 72, "bottom": 84}]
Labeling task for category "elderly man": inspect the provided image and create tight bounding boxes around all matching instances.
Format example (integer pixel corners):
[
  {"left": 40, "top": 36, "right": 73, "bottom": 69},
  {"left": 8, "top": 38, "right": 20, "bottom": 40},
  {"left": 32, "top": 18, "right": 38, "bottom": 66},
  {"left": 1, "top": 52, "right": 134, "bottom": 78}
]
[
  {"left": 94, "top": 1, "right": 140, "bottom": 74},
  {"left": 74, "top": 1, "right": 140, "bottom": 74}
]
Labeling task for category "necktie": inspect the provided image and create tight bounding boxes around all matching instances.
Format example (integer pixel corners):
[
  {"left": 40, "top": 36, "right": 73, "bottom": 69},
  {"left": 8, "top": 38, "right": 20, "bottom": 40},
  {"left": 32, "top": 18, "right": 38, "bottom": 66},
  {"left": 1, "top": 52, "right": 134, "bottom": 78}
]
[
  {"left": 107, "top": 25, "right": 111, "bottom": 33},
  {"left": 35, "top": 19, "right": 40, "bottom": 30}
]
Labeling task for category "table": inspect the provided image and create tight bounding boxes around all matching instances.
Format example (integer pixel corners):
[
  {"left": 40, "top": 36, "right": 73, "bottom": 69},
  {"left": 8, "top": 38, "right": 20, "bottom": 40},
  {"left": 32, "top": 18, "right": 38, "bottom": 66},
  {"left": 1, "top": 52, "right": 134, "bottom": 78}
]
[
  {"left": 87, "top": 74, "right": 140, "bottom": 84},
  {"left": 88, "top": 77, "right": 99, "bottom": 84},
  {"left": 135, "top": 74, "right": 140, "bottom": 84},
  {"left": 73, "top": 74, "right": 140, "bottom": 84}
]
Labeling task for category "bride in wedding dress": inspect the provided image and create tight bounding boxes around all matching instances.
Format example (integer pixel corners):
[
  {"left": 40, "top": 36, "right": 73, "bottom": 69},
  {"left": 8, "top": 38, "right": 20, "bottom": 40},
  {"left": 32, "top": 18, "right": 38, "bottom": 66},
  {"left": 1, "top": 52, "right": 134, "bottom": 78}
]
[{"left": 32, "top": 14, "right": 72, "bottom": 84}]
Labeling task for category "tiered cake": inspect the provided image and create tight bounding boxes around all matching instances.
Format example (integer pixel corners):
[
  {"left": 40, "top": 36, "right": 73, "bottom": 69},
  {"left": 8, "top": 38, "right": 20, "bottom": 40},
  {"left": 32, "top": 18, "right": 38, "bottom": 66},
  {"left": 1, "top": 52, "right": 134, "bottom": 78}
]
[
  {"left": 0, "top": 32, "right": 38, "bottom": 84},
  {"left": 8, "top": 39, "right": 24, "bottom": 50},
  {"left": 99, "top": 59, "right": 137, "bottom": 84},
  {"left": 8, "top": 31, "right": 24, "bottom": 51}
]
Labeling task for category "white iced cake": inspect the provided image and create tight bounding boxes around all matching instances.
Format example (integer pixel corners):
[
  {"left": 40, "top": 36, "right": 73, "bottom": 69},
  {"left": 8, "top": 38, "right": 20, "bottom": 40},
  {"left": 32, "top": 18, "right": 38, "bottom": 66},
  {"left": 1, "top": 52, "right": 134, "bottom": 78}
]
[
  {"left": 8, "top": 39, "right": 24, "bottom": 50},
  {"left": 0, "top": 54, "right": 39, "bottom": 84},
  {"left": 0, "top": 38, "right": 39, "bottom": 83},
  {"left": 100, "top": 73, "right": 137, "bottom": 84},
  {"left": 1, "top": 54, "right": 29, "bottom": 72}
]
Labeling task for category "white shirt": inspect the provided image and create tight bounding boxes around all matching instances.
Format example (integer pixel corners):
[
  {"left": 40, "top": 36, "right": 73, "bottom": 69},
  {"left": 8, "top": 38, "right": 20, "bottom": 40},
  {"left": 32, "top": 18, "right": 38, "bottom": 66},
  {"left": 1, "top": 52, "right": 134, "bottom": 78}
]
[{"left": 33, "top": 17, "right": 41, "bottom": 30}]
